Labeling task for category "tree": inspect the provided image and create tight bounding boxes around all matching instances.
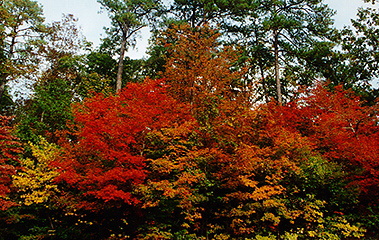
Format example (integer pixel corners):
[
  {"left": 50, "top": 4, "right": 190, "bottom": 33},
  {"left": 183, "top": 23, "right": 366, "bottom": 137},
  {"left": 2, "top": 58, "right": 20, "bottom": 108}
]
[
  {"left": 146, "top": 0, "right": 257, "bottom": 82},
  {"left": 49, "top": 79, "right": 192, "bottom": 238},
  {"left": 227, "top": 0, "right": 336, "bottom": 104},
  {"left": 0, "top": 0, "right": 45, "bottom": 108},
  {"left": 163, "top": 0, "right": 229, "bottom": 27},
  {"left": 55, "top": 79, "right": 191, "bottom": 208},
  {"left": 336, "top": 4, "right": 379, "bottom": 97},
  {"left": 133, "top": 25, "right": 365, "bottom": 239},
  {"left": 265, "top": 83, "right": 379, "bottom": 206},
  {"left": 17, "top": 78, "right": 74, "bottom": 145},
  {"left": 16, "top": 15, "right": 93, "bottom": 144},
  {"left": 6, "top": 138, "right": 61, "bottom": 239},
  {"left": 98, "top": 0, "right": 161, "bottom": 92},
  {"left": 154, "top": 0, "right": 337, "bottom": 104},
  {"left": 161, "top": 24, "right": 249, "bottom": 118},
  {"left": 0, "top": 116, "right": 22, "bottom": 211}
]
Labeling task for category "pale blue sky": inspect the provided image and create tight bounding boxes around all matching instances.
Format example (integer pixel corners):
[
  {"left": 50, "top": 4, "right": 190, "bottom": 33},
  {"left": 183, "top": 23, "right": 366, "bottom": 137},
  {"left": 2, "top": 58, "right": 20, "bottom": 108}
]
[{"left": 36, "top": 0, "right": 377, "bottom": 59}]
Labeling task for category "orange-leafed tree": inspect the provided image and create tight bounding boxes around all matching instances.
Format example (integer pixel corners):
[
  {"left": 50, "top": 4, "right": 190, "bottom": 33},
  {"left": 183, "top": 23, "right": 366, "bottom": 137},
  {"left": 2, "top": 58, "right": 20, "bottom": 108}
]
[
  {"left": 161, "top": 24, "right": 249, "bottom": 119},
  {"left": 0, "top": 116, "right": 22, "bottom": 210},
  {"left": 160, "top": 23, "right": 252, "bottom": 149}
]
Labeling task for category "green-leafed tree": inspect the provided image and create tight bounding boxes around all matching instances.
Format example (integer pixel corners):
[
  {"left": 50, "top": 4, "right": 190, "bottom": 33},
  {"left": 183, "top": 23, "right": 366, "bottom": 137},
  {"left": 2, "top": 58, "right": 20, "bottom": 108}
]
[
  {"left": 228, "top": 0, "right": 336, "bottom": 104},
  {"left": 337, "top": 4, "right": 379, "bottom": 100},
  {"left": 17, "top": 79, "right": 74, "bottom": 144},
  {"left": 0, "top": 0, "right": 46, "bottom": 112},
  {"left": 16, "top": 15, "right": 88, "bottom": 144},
  {"left": 97, "top": 0, "right": 161, "bottom": 92},
  {"left": 86, "top": 49, "right": 148, "bottom": 89},
  {"left": 164, "top": 0, "right": 226, "bottom": 27},
  {"left": 158, "top": 0, "right": 257, "bottom": 29}
]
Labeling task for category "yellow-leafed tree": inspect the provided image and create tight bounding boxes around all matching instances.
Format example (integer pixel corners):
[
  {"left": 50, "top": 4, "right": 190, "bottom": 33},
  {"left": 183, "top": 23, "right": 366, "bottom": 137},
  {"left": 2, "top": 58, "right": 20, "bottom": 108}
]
[{"left": 13, "top": 137, "right": 60, "bottom": 206}]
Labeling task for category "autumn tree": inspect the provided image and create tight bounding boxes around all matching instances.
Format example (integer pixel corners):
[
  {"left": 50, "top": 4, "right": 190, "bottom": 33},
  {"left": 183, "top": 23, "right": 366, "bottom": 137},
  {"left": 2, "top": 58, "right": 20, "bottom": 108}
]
[
  {"left": 134, "top": 86, "right": 365, "bottom": 239},
  {"left": 0, "top": 117, "right": 24, "bottom": 240},
  {"left": 260, "top": 83, "right": 379, "bottom": 236},
  {"left": 146, "top": 0, "right": 257, "bottom": 87},
  {"left": 0, "top": 116, "right": 22, "bottom": 210},
  {"left": 49, "top": 79, "right": 191, "bottom": 238},
  {"left": 266, "top": 84, "right": 379, "bottom": 195},
  {"left": 151, "top": 0, "right": 337, "bottom": 104},
  {"left": 13, "top": 138, "right": 60, "bottom": 206},
  {"left": 161, "top": 24, "right": 249, "bottom": 120},
  {"left": 0, "top": 138, "right": 62, "bottom": 239},
  {"left": 131, "top": 24, "right": 365, "bottom": 239}
]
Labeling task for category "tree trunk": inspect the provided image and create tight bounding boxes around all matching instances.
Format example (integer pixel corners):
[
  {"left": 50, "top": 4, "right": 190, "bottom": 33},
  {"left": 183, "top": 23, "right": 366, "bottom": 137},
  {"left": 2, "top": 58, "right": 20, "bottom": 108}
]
[
  {"left": 259, "top": 65, "right": 269, "bottom": 103},
  {"left": 116, "top": 36, "right": 127, "bottom": 93},
  {"left": 0, "top": 36, "right": 8, "bottom": 106},
  {"left": 273, "top": 29, "right": 282, "bottom": 105},
  {"left": 0, "top": 79, "right": 5, "bottom": 105}
]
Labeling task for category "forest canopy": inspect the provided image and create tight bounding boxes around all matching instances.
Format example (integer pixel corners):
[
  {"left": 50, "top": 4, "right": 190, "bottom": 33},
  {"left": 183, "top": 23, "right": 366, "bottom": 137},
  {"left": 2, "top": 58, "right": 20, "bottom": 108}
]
[{"left": 1, "top": 0, "right": 379, "bottom": 239}]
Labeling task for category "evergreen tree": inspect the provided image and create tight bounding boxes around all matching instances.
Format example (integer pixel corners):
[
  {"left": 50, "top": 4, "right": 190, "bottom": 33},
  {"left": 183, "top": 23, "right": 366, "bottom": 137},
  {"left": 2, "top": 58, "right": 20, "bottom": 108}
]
[
  {"left": 97, "top": 0, "right": 161, "bottom": 92},
  {"left": 228, "top": 0, "right": 336, "bottom": 103},
  {"left": 0, "top": 0, "right": 46, "bottom": 110},
  {"left": 339, "top": 5, "right": 379, "bottom": 97}
]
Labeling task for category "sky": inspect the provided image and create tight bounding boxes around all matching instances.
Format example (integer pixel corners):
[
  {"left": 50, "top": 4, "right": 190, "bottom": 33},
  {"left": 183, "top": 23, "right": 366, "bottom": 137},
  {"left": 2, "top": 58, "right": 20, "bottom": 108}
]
[{"left": 36, "top": 0, "right": 377, "bottom": 59}]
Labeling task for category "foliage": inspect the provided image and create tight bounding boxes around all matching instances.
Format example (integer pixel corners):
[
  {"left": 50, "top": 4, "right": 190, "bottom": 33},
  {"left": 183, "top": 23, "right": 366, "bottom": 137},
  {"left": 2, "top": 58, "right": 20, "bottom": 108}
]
[
  {"left": 3, "top": 2, "right": 379, "bottom": 239},
  {"left": 16, "top": 15, "right": 95, "bottom": 144},
  {"left": 13, "top": 137, "right": 60, "bottom": 206},
  {"left": 160, "top": 0, "right": 240, "bottom": 28},
  {"left": 224, "top": 0, "right": 336, "bottom": 103},
  {"left": 55, "top": 79, "right": 192, "bottom": 210},
  {"left": 161, "top": 24, "right": 249, "bottom": 118},
  {"left": 16, "top": 78, "right": 74, "bottom": 144},
  {"left": 37, "top": 14, "right": 112, "bottom": 98},
  {"left": 0, "top": 137, "right": 61, "bottom": 240},
  {"left": 337, "top": 5, "right": 379, "bottom": 98},
  {"left": 266, "top": 84, "right": 379, "bottom": 199},
  {"left": 0, "top": 0, "right": 46, "bottom": 109},
  {"left": 98, "top": 0, "right": 161, "bottom": 91},
  {"left": 132, "top": 27, "right": 366, "bottom": 239},
  {"left": 0, "top": 116, "right": 22, "bottom": 210}
]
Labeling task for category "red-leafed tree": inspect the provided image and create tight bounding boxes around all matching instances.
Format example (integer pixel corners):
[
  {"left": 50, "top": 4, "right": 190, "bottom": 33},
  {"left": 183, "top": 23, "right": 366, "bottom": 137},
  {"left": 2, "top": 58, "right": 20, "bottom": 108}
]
[
  {"left": 0, "top": 116, "right": 22, "bottom": 210},
  {"left": 264, "top": 84, "right": 379, "bottom": 202},
  {"left": 55, "top": 79, "right": 192, "bottom": 211}
]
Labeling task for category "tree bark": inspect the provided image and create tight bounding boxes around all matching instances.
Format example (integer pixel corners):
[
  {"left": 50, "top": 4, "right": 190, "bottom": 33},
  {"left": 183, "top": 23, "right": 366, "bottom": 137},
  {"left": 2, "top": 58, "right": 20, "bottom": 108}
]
[
  {"left": 116, "top": 36, "right": 127, "bottom": 93},
  {"left": 273, "top": 29, "right": 282, "bottom": 105},
  {"left": 0, "top": 79, "right": 5, "bottom": 105}
]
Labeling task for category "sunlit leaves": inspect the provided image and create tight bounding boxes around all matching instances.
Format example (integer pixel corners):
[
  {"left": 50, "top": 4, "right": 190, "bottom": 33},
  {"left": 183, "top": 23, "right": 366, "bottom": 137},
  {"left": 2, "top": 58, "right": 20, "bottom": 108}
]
[{"left": 13, "top": 137, "right": 60, "bottom": 206}]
